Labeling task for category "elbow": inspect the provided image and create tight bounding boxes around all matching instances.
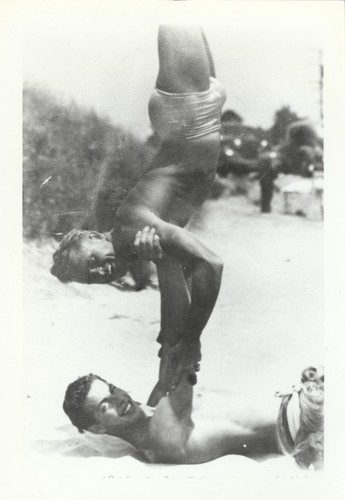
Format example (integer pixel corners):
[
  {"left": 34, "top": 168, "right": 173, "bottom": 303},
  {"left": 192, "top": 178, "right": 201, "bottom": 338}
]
[{"left": 208, "top": 254, "right": 223, "bottom": 282}]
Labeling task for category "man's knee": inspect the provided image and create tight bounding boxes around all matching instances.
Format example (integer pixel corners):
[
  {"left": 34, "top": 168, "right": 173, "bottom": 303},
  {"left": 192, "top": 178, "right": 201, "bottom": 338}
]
[{"left": 209, "top": 254, "right": 223, "bottom": 280}]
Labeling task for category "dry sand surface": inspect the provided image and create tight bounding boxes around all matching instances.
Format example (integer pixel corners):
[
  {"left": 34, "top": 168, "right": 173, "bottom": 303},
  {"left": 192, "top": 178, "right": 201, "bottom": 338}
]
[{"left": 23, "top": 193, "right": 323, "bottom": 491}]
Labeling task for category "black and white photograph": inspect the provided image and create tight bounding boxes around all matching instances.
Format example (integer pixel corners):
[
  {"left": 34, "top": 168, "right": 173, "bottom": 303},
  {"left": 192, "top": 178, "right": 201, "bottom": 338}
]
[{"left": 1, "top": 0, "right": 345, "bottom": 499}]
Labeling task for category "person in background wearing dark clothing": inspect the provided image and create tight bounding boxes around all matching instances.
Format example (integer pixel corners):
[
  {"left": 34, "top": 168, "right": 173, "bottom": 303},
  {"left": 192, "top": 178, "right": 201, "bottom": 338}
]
[{"left": 257, "top": 121, "right": 323, "bottom": 213}]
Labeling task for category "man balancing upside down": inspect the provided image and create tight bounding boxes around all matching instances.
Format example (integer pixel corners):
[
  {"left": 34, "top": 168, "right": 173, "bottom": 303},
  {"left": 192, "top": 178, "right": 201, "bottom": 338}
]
[{"left": 51, "top": 25, "right": 227, "bottom": 404}]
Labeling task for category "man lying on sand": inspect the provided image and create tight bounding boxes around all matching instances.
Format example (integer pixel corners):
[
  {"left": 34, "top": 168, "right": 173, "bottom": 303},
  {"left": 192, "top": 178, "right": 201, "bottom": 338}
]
[
  {"left": 51, "top": 24, "right": 226, "bottom": 405},
  {"left": 63, "top": 228, "right": 323, "bottom": 468},
  {"left": 63, "top": 365, "right": 324, "bottom": 468}
]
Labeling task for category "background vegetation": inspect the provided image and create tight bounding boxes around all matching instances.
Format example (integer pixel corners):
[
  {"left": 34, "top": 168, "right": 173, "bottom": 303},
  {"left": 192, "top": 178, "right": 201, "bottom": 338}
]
[
  {"left": 23, "top": 85, "right": 303, "bottom": 240},
  {"left": 23, "top": 85, "right": 155, "bottom": 239}
]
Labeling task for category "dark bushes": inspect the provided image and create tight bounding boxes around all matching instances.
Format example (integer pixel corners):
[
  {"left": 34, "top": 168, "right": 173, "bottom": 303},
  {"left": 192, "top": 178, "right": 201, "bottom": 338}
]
[{"left": 23, "top": 85, "right": 154, "bottom": 239}]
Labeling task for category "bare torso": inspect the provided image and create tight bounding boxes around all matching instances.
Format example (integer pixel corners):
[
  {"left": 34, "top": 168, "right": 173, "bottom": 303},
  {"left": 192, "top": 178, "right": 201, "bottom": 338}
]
[{"left": 143, "top": 388, "right": 280, "bottom": 464}]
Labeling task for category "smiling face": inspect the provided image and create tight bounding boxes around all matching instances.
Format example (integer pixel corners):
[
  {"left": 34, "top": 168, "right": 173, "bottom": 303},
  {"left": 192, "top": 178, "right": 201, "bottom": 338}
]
[
  {"left": 69, "top": 232, "right": 128, "bottom": 284},
  {"left": 84, "top": 378, "right": 146, "bottom": 435}
]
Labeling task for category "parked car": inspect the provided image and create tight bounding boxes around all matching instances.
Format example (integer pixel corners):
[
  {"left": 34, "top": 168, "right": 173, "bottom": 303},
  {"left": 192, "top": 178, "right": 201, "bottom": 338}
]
[{"left": 217, "top": 121, "right": 269, "bottom": 176}]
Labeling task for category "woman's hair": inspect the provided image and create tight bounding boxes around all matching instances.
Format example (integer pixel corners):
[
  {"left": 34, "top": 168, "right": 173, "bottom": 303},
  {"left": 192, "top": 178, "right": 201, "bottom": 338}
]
[
  {"left": 277, "top": 366, "right": 324, "bottom": 470},
  {"left": 50, "top": 229, "right": 88, "bottom": 283}
]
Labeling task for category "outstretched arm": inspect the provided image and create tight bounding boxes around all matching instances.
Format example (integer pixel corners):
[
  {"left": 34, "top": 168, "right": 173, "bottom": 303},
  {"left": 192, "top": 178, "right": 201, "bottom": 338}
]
[
  {"left": 129, "top": 212, "right": 223, "bottom": 394},
  {"left": 157, "top": 221, "right": 223, "bottom": 389},
  {"left": 132, "top": 226, "right": 193, "bottom": 403},
  {"left": 148, "top": 369, "right": 195, "bottom": 462},
  {"left": 130, "top": 210, "right": 223, "bottom": 337},
  {"left": 157, "top": 219, "right": 223, "bottom": 343}
]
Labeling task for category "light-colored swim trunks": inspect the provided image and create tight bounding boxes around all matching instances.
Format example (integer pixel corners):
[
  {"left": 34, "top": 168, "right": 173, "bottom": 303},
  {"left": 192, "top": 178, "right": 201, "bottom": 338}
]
[{"left": 148, "top": 77, "right": 227, "bottom": 141}]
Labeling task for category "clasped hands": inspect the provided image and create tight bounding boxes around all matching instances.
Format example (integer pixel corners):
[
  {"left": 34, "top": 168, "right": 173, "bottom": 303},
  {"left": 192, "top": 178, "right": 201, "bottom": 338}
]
[
  {"left": 134, "top": 226, "right": 163, "bottom": 262},
  {"left": 167, "top": 338, "right": 201, "bottom": 390}
]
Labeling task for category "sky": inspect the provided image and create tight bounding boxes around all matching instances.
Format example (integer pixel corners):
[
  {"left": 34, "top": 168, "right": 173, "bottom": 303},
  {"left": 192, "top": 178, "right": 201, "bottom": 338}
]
[{"left": 21, "top": 1, "right": 330, "bottom": 140}]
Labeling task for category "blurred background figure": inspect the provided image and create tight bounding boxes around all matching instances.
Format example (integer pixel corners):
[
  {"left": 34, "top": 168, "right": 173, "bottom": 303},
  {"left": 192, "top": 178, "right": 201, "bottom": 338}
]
[
  {"left": 256, "top": 120, "right": 323, "bottom": 214},
  {"left": 256, "top": 147, "right": 280, "bottom": 214}
]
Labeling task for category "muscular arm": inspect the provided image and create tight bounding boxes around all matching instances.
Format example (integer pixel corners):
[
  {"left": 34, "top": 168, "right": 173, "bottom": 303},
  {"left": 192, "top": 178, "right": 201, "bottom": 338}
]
[
  {"left": 157, "top": 221, "right": 223, "bottom": 389},
  {"left": 120, "top": 206, "right": 223, "bottom": 344},
  {"left": 119, "top": 207, "right": 223, "bottom": 396},
  {"left": 156, "top": 219, "right": 223, "bottom": 342},
  {"left": 148, "top": 372, "right": 194, "bottom": 462}
]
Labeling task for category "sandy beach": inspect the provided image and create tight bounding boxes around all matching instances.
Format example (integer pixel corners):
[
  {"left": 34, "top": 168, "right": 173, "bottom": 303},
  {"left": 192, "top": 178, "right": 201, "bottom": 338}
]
[{"left": 23, "top": 191, "right": 323, "bottom": 493}]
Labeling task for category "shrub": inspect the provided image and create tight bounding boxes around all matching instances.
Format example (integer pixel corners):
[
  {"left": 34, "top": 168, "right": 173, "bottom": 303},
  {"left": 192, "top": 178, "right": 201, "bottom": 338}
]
[{"left": 23, "top": 85, "right": 154, "bottom": 239}]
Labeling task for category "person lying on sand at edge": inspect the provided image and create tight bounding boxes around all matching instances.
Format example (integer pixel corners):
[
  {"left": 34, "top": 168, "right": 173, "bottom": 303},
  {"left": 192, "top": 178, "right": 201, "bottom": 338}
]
[
  {"left": 63, "top": 363, "right": 324, "bottom": 469},
  {"left": 51, "top": 25, "right": 227, "bottom": 404}
]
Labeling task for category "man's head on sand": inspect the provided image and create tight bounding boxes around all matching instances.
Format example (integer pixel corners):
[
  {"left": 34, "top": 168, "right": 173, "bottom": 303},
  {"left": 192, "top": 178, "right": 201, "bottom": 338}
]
[
  {"left": 63, "top": 374, "right": 146, "bottom": 435},
  {"left": 51, "top": 229, "right": 128, "bottom": 284}
]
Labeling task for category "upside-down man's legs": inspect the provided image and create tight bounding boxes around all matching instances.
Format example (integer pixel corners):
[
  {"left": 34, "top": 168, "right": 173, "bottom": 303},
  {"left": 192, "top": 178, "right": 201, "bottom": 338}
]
[
  {"left": 156, "top": 25, "right": 211, "bottom": 93},
  {"left": 147, "top": 25, "right": 216, "bottom": 405}
]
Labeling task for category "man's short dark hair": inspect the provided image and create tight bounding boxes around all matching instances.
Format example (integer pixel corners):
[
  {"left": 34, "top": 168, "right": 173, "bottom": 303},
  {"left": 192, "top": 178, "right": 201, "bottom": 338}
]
[
  {"left": 63, "top": 373, "right": 106, "bottom": 433},
  {"left": 51, "top": 229, "right": 88, "bottom": 283}
]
